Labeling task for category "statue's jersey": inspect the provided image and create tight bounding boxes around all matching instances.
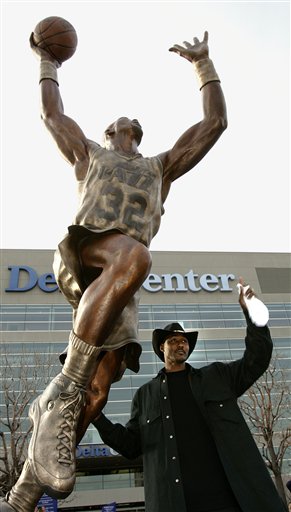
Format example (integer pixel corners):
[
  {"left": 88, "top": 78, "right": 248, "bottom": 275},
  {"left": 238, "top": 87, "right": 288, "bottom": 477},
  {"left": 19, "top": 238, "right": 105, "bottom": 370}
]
[
  {"left": 54, "top": 142, "right": 164, "bottom": 374},
  {"left": 72, "top": 141, "right": 164, "bottom": 247}
]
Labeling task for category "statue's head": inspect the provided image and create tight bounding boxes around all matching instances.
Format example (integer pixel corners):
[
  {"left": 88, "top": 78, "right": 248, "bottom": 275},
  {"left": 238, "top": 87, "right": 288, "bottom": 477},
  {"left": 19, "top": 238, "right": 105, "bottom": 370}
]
[{"left": 103, "top": 117, "right": 143, "bottom": 148}]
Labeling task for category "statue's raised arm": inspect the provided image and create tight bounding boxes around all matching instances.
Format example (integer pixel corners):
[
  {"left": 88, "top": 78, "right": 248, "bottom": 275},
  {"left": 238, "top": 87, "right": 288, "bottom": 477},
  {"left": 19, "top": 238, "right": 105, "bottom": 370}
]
[{"left": 159, "top": 31, "right": 227, "bottom": 201}]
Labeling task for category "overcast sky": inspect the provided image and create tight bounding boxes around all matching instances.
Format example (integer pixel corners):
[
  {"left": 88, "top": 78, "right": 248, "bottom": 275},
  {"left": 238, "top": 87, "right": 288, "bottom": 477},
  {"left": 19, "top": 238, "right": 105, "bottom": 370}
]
[{"left": 1, "top": 1, "right": 290, "bottom": 253}]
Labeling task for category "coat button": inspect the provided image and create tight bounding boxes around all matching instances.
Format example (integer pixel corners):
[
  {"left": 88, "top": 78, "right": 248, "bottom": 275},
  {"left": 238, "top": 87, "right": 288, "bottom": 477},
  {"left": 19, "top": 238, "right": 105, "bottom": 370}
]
[
  {"left": 166, "top": 415, "right": 170, "bottom": 419},
  {"left": 170, "top": 435, "right": 173, "bottom": 439},
  {"left": 175, "top": 478, "right": 179, "bottom": 483},
  {"left": 219, "top": 403, "right": 223, "bottom": 407},
  {"left": 163, "top": 396, "right": 167, "bottom": 400},
  {"left": 172, "top": 456, "right": 176, "bottom": 460},
  {"left": 146, "top": 419, "right": 150, "bottom": 423},
  {"left": 162, "top": 379, "right": 166, "bottom": 383}
]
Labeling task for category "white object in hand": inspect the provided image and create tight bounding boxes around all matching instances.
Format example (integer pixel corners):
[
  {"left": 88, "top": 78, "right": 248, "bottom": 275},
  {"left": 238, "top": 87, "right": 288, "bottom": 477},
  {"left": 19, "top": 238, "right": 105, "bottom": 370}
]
[{"left": 237, "top": 284, "right": 269, "bottom": 327}]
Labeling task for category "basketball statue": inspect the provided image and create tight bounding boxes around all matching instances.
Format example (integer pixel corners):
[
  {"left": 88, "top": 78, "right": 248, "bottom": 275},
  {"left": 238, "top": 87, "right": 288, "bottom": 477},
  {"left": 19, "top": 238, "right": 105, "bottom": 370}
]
[{"left": 0, "top": 16, "right": 227, "bottom": 512}]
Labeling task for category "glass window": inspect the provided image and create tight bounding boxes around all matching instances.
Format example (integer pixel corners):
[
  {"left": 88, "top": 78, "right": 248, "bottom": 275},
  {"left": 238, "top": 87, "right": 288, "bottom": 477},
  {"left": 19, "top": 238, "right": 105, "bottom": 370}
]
[
  {"left": 152, "top": 305, "right": 174, "bottom": 312},
  {"left": 177, "top": 311, "right": 201, "bottom": 320},
  {"left": 192, "top": 338, "right": 204, "bottom": 349},
  {"left": 140, "top": 351, "right": 160, "bottom": 363},
  {"left": 274, "top": 338, "right": 291, "bottom": 348},
  {"left": 52, "top": 311, "right": 72, "bottom": 321},
  {"left": 106, "top": 414, "right": 130, "bottom": 426},
  {"left": 201, "top": 320, "right": 226, "bottom": 328},
  {"left": 269, "top": 310, "right": 287, "bottom": 319},
  {"left": 139, "top": 320, "right": 154, "bottom": 329},
  {"left": 206, "top": 350, "right": 232, "bottom": 362},
  {"left": 273, "top": 348, "right": 291, "bottom": 358},
  {"left": 222, "top": 304, "right": 241, "bottom": 311},
  {"left": 178, "top": 320, "right": 199, "bottom": 329},
  {"left": 25, "top": 313, "right": 50, "bottom": 322},
  {"left": 52, "top": 321, "right": 72, "bottom": 330},
  {"left": 230, "top": 349, "right": 245, "bottom": 359},
  {"left": 0, "top": 321, "right": 25, "bottom": 331},
  {"left": 200, "top": 312, "right": 223, "bottom": 319},
  {"left": 104, "top": 401, "right": 131, "bottom": 415},
  {"left": 224, "top": 320, "right": 246, "bottom": 328},
  {"left": 205, "top": 340, "right": 230, "bottom": 349},
  {"left": 108, "top": 388, "right": 133, "bottom": 401},
  {"left": 138, "top": 362, "right": 159, "bottom": 376},
  {"left": 199, "top": 305, "right": 222, "bottom": 311},
  {"left": 0, "top": 313, "right": 26, "bottom": 322},
  {"left": 103, "top": 472, "right": 131, "bottom": 489},
  {"left": 75, "top": 474, "right": 103, "bottom": 491},
  {"left": 139, "top": 305, "right": 151, "bottom": 311},
  {"left": 268, "top": 303, "right": 287, "bottom": 310},
  {"left": 26, "top": 305, "right": 50, "bottom": 312},
  {"left": 176, "top": 304, "right": 200, "bottom": 311},
  {"left": 130, "top": 375, "right": 155, "bottom": 388},
  {"left": 269, "top": 319, "right": 290, "bottom": 327},
  {"left": 139, "top": 311, "right": 152, "bottom": 320},
  {"left": 152, "top": 312, "right": 177, "bottom": 322},
  {"left": 111, "top": 375, "right": 132, "bottom": 389},
  {"left": 188, "top": 354, "right": 207, "bottom": 365},
  {"left": 0, "top": 305, "right": 23, "bottom": 312},
  {"left": 1, "top": 302, "right": 290, "bottom": 331},
  {"left": 276, "top": 358, "right": 291, "bottom": 370},
  {"left": 227, "top": 339, "right": 245, "bottom": 348},
  {"left": 222, "top": 311, "right": 244, "bottom": 320},
  {"left": 140, "top": 341, "right": 154, "bottom": 351},
  {"left": 25, "top": 322, "right": 50, "bottom": 330}
]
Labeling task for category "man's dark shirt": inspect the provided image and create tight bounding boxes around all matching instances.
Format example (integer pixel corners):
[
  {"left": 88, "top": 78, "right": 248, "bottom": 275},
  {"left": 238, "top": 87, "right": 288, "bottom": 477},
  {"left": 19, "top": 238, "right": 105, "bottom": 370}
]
[{"left": 167, "top": 367, "right": 238, "bottom": 511}]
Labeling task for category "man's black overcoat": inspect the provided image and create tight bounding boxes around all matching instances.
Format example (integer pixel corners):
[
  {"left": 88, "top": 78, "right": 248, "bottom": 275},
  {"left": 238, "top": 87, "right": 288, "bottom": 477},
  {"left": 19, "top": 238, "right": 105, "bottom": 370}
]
[{"left": 94, "top": 312, "right": 287, "bottom": 512}]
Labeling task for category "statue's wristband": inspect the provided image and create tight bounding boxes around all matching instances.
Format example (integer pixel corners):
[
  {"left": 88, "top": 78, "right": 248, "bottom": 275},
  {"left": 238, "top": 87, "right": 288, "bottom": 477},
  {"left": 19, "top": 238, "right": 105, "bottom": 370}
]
[
  {"left": 39, "top": 60, "right": 59, "bottom": 85},
  {"left": 193, "top": 58, "right": 220, "bottom": 90}
]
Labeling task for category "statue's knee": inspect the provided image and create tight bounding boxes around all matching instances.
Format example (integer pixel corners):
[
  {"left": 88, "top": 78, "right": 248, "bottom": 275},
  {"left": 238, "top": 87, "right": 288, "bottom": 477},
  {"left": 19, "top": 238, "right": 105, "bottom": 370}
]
[
  {"left": 88, "top": 385, "right": 108, "bottom": 412},
  {"left": 131, "top": 244, "right": 152, "bottom": 279}
]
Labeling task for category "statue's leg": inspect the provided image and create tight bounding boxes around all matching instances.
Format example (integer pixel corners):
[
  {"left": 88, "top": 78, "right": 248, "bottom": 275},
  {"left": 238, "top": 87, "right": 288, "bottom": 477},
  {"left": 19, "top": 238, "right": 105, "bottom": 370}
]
[
  {"left": 28, "top": 334, "right": 102, "bottom": 499},
  {"left": 0, "top": 351, "right": 125, "bottom": 512},
  {"left": 74, "top": 232, "right": 151, "bottom": 345},
  {"left": 28, "top": 233, "right": 151, "bottom": 499},
  {"left": 0, "top": 460, "right": 43, "bottom": 512},
  {"left": 76, "top": 347, "right": 127, "bottom": 444}
]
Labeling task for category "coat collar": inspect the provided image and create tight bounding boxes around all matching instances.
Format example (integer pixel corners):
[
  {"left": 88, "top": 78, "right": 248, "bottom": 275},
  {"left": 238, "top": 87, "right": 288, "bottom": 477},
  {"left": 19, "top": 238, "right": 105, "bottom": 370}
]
[{"left": 156, "top": 363, "right": 199, "bottom": 377}]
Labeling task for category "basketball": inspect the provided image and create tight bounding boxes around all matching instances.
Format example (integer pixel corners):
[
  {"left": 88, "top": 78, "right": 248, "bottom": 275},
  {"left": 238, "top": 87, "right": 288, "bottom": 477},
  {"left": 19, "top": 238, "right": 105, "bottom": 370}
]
[{"left": 32, "top": 16, "right": 78, "bottom": 63}]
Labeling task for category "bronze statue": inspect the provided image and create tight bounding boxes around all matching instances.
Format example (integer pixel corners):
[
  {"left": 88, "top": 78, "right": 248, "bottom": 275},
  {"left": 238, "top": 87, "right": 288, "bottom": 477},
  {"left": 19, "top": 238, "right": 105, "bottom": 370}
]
[{"left": 0, "top": 27, "right": 227, "bottom": 512}]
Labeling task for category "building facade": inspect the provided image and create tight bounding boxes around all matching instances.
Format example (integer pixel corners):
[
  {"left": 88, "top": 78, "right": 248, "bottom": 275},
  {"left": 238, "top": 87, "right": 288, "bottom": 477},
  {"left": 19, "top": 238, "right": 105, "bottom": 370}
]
[{"left": 1, "top": 249, "right": 290, "bottom": 511}]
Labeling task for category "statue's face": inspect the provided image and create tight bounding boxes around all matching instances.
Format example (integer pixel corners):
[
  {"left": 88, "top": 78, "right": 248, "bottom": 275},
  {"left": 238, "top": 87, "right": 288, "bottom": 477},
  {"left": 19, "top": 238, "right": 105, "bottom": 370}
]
[{"left": 104, "top": 117, "right": 143, "bottom": 145}]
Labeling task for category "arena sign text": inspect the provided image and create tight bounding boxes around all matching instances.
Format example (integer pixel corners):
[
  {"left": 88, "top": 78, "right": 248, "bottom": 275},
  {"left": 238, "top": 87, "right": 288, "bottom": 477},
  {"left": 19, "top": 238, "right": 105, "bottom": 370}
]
[{"left": 5, "top": 265, "right": 235, "bottom": 293}]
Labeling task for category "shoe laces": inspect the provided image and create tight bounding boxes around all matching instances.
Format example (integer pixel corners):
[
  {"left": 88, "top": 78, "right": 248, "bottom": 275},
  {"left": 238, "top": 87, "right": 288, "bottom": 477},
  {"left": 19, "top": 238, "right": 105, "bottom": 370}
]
[{"left": 56, "top": 386, "right": 85, "bottom": 465}]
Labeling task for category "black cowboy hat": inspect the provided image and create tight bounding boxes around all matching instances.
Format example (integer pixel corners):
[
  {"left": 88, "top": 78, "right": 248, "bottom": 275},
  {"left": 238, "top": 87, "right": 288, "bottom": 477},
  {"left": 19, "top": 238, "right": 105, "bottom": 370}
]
[{"left": 152, "top": 322, "right": 198, "bottom": 362}]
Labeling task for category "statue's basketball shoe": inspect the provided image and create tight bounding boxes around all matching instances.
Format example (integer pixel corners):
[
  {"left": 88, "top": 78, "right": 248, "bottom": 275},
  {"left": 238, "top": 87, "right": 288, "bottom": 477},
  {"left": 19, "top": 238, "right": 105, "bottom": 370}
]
[{"left": 28, "top": 372, "right": 85, "bottom": 499}]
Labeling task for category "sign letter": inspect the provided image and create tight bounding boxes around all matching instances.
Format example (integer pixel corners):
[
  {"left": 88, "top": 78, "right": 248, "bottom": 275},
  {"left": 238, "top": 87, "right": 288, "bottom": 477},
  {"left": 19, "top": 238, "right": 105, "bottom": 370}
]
[{"left": 5, "top": 266, "right": 38, "bottom": 292}]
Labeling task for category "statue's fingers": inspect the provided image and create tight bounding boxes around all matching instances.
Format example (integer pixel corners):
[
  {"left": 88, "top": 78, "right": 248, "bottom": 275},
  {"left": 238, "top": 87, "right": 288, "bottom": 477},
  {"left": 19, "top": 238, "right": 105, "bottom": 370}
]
[
  {"left": 169, "top": 44, "right": 186, "bottom": 52},
  {"left": 203, "top": 31, "right": 209, "bottom": 43},
  {"left": 29, "top": 32, "right": 37, "bottom": 48}
]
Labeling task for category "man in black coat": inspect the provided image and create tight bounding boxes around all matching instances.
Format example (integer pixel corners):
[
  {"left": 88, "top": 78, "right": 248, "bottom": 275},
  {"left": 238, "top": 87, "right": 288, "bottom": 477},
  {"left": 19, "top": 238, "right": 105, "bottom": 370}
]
[{"left": 93, "top": 280, "right": 287, "bottom": 512}]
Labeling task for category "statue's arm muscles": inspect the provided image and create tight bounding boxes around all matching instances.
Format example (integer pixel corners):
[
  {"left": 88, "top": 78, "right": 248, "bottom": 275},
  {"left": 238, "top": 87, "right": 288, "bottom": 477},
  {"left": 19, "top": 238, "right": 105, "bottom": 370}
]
[
  {"left": 40, "top": 77, "right": 89, "bottom": 179},
  {"left": 159, "top": 81, "right": 227, "bottom": 185}
]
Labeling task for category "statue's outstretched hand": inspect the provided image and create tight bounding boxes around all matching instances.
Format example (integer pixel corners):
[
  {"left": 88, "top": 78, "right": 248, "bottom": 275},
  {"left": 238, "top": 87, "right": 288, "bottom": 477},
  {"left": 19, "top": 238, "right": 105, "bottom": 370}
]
[
  {"left": 29, "top": 32, "right": 61, "bottom": 67},
  {"left": 169, "top": 30, "right": 209, "bottom": 63}
]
